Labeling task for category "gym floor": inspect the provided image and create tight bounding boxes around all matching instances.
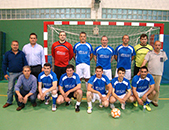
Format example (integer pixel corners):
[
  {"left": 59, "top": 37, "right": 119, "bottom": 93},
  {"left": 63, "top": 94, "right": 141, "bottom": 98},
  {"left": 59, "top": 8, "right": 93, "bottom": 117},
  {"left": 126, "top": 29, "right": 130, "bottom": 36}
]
[{"left": 0, "top": 80, "right": 169, "bottom": 130}]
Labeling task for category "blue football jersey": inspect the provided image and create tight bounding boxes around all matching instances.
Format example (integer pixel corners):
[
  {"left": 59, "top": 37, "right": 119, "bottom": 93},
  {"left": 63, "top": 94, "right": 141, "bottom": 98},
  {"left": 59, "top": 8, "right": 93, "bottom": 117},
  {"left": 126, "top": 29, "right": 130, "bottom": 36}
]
[
  {"left": 111, "top": 77, "right": 131, "bottom": 96},
  {"left": 115, "top": 44, "right": 136, "bottom": 69},
  {"left": 38, "top": 71, "right": 58, "bottom": 88},
  {"left": 59, "top": 72, "right": 81, "bottom": 92},
  {"left": 88, "top": 74, "right": 110, "bottom": 94},
  {"left": 73, "top": 42, "right": 93, "bottom": 65},
  {"left": 132, "top": 73, "right": 155, "bottom": 92},
  {"left": 94, "top": 45, "right": 114, "bottom": 69}
]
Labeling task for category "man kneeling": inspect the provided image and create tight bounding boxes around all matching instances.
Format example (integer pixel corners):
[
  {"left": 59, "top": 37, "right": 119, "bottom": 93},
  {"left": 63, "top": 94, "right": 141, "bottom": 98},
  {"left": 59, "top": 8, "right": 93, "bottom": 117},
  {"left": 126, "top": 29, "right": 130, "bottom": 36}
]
[
  {"left": 15, "top": 66, "right": 37, "bottom": 111},
  {"left": 87, "top": 66, "right": 112, "bottom": 114},
  {"left": 56, "top": 64, "right": 83, "bottom": 112},
  {"left": 37, "top": 63, "right": 58, "bottom": 111},
  {"left": 130, "top": 66, "right": 156, "bottom": 111},
  {"left": 110, "top": 67, "right": 131, "bottom": 110}
]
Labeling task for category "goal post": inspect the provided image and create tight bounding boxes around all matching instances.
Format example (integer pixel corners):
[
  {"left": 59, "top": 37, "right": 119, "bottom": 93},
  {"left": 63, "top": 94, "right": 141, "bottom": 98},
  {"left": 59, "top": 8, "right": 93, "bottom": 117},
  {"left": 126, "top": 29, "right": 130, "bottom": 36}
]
[{"left": 43, "top": 21, "right": 164, "bottom": 77}]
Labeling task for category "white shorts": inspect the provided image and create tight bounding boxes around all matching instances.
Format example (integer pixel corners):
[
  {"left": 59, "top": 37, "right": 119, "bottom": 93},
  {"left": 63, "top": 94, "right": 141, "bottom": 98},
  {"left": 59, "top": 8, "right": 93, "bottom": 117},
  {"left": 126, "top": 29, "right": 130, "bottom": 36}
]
[
  {"left": 76, "top": 63, "right": 90, "bottom": 79},
  {"left": 137, "top": 88, "right": 149, "bottom": 97},
  {"left": 115, "top": 68, "right": 131, "bottom": 80},
  {"left": 92, "top": 93, "right": 108, "bottom": 102},
  {"left": 103, "top": 69, "right": 112, "bottom": 80},
  {"left": 42, "top": 88, "right": 51, "bottom": 96},
  {"left": 117, "top": 94, "right": 126, "bottom": 99}
]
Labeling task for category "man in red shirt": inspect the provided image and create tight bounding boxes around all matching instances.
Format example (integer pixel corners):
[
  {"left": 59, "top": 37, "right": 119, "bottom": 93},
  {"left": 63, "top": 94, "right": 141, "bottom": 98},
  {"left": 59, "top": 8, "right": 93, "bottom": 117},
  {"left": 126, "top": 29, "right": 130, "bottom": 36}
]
[{"left": 52, "top": 31, "right": 73, "bottom": 85}]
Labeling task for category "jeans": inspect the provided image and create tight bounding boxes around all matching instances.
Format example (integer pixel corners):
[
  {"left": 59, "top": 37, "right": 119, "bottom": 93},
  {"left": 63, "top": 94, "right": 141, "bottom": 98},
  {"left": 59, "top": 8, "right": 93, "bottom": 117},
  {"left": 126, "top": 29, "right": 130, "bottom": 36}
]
[
  {"left": 7, "top": 72, "right": 22, "bottom": 104},
  {"left": 15, "top": 89, "right": 37, "bottom": 107}
]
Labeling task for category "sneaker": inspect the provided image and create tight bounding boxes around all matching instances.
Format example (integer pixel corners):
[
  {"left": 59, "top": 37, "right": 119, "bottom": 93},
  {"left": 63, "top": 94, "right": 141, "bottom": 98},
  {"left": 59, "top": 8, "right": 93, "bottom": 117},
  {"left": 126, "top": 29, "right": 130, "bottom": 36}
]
[
  {"left": 143, "top": 104, "right": 151, "bottom": 111},
  {"left": 133, "top": 102, "right": 138, "bottom": 107},
  {"left": 99, "top": 103, "right": 103, "bottom": 108},
  {"left": 87, "top": 107, "right": 92, "bottom": 114},
  {"left": 52, "top": 104, "right": 57, "bottom": 112},
  {"left": 121, "top": 103, "right": 125, "bottom": 110},
  {"left": 66, "top": 101, "right": 70, "bottom": 106},
  {"left": 45, "top": 99, "right": 50, "bottom": 105},
  {"left": 75, "top": 105, "right": 80, "bottom": 112},
  {"left": 110, "top": 104, "right": 115, "bottom": 109}
]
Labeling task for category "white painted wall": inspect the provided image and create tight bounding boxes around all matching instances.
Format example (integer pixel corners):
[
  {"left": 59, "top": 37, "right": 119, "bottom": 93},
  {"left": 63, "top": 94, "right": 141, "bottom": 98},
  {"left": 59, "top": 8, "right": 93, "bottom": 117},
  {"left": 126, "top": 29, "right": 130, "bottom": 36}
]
[{"left": 0, "top": 0, "right": 169, "bottom": 10}]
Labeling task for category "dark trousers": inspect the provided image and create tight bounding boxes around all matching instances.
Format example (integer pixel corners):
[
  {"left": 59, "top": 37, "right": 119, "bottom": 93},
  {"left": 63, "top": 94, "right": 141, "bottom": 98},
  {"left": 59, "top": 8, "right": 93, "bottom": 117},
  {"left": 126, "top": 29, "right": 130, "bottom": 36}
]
[
  {"left": 15, "top": 89, "right": 37, "bottom": 107},
  {"left": 134, "top": 65, "right": 140, "bottom": 76},
  {"left": 30, "top": 65, "right": 42, "bottom": 79},
  {"left": 54, "top": 66, "right": 66, "bottom": 86}
]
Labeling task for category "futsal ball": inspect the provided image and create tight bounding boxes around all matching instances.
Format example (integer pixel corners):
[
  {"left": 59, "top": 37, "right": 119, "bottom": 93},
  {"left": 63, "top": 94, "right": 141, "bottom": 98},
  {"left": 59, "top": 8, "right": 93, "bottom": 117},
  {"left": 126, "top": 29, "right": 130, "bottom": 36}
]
[{"left": 111, "top": 108, "right": 121, "bottom": 118}]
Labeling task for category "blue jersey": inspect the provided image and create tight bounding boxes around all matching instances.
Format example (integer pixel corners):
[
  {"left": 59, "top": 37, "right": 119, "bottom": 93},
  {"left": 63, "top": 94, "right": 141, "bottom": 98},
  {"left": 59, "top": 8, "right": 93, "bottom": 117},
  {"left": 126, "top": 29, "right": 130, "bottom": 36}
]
[
  {"left": 88, "top": 74, "right": 110, "bottom": 94},
  {"left": 111, "top": 77, "right": 131, "bottom": 96},
  {"left": 132, "top": 73, "right": 155, "bottom": 92},
  {"left": 38, "top": 71, "right": 58, "bottom": 89},
  {"left": 73, "top": 42, "right": 93, "bottom": 65},
  {"left": 115, "top": 44, "right": 136, "bottom": 69},
  {"left": 94, "top": 45, "right": 114, "bottom": 69},
  {"left": 59, "top": 72, "right": 81, "bottom": 92}
]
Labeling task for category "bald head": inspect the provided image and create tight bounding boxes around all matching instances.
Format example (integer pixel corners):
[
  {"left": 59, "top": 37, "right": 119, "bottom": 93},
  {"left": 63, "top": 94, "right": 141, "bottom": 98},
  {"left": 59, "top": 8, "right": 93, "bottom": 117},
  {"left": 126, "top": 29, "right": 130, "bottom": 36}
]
[{"left": 154, "top": 40, "right": 161, "bottom": 53}]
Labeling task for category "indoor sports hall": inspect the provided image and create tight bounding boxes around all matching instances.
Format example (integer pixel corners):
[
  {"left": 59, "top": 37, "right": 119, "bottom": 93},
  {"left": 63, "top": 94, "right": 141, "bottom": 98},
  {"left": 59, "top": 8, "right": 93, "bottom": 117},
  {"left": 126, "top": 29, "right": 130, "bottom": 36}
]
[{"left": 0, "top": 0, "right": 169, "bottom": 130}]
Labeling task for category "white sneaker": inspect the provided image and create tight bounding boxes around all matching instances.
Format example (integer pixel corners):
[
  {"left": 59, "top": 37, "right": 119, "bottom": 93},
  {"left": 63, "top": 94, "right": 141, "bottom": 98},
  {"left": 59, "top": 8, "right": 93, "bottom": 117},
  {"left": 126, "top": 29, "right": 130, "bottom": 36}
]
[
  {"left": 99, "top": 104, "right": 103, "bottom": 108},
  {"left": 45, "top": 99, "right": 50, "bottom": 105},
  {"left": 121, "top": 103, "right": 125, "bottom": 110},
  {"left": 52, "top": 104, "right": 57, "bottom": 111},
  {"left": 110, "top": 104, "right": 115, "bottom": 109},
  {"left": 87, "top": 107, "right": 92, "bottom": 114}
]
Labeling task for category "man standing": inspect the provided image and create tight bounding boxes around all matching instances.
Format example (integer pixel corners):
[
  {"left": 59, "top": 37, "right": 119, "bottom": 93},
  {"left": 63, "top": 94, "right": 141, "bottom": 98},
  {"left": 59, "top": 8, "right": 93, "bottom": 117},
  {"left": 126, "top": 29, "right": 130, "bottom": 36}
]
[
  {"left": 141, "top": 41, "right": 168, "bottom": 107},
  {"left": 94, "top": 35, "right": 114, "bottom": 80},
  {"left": 130, "top": 66, "right": 156, "bottom": 111},
  {"left": 22, "top": 33, "right": 45, "bottom": 79},
  {"left": 73, "top": 32, "right": 93, "bottom": 89},
  {"left": 2, "top": 40, "right": 28, "bottom": 108},
  {"left": 15, "top": 66, "right": 37, "bottom": 111},
  {"left": 110, "top": 67, "right": 131, "bottom": 110},
  {"left": 86, "top": 66, "right": 112, "bottom": 114},
  {"left": 52, "top": 31, "right": 73, "bottom": 84},
  {"left": 134, "top": 34, "right": 153, "bottom": 75},
  {"left": 56, "top": 64, "right": 83, "bottom": 112},
  {"left": 37, "top": 63, "right": 58, "bottom": 111},
  {"left": 114, "top": 35, "right": 136, "bottom": 80}
]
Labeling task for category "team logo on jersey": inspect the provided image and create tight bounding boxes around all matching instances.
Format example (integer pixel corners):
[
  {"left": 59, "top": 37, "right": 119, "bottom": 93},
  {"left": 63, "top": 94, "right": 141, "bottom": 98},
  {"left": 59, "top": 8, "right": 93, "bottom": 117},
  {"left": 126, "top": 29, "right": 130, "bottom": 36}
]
[
  {"left": 57, "top": 51, "right": 66, "bottom": 55},
  {"left": 100, "top": 54, "right": 109, "bottom": 58},
  {"left": 95, "top": 86, "right": 105, "bottom": 91},
  {"left": 120, "top": 54, "right": 130, "bottom": 57},
  {"left": 78, "top": 51, "right": 87, "bottom": 54}
]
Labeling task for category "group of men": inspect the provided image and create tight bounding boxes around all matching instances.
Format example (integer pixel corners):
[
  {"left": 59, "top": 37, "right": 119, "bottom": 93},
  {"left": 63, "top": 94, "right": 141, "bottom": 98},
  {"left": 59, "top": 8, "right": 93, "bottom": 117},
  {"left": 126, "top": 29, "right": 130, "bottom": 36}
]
[{"left": 2, "top": 31, "right": 167, "bottom": 114}]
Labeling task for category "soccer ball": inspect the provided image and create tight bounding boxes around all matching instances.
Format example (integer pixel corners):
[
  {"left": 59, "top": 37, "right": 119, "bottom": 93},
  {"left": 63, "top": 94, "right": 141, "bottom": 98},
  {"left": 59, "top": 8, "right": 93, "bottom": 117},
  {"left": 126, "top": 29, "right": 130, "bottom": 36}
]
[{"left": 111, "top": 108, "right": 121, "bottom": 118}]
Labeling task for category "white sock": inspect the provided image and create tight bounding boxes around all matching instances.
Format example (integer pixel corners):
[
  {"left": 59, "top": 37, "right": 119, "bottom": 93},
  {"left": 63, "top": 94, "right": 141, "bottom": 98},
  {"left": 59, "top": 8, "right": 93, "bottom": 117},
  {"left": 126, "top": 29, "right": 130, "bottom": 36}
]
[
  {"left": 87, "top": 102, "right": 92, "bottom": 108},
  {"left": 85, "top": 82, "right": 88, "bottom": 89},
  {"left": 76, "top": 101, "right": 81, "bottom": 106}
]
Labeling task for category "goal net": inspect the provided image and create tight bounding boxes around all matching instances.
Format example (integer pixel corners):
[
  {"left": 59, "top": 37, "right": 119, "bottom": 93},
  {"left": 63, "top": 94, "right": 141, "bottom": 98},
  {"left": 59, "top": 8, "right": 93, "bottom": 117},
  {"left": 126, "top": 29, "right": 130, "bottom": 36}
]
[{"left": 44, "top": 21, "right": 163, "bottom": 78}]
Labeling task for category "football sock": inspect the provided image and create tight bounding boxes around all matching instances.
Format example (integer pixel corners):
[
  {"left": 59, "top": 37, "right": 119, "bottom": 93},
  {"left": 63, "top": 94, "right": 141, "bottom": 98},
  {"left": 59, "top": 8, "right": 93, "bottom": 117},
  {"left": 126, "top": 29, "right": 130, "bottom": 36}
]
[
  {"left": 76, "top": 101, "right": 81, "bottom": 106},
  {"left": 144, "top": 98, "right": 152, "bottom": 105},
  {"left": 87, "top": 102, "right": 92, "bottom": 108},
  {"left": 52, "top": 94, "right": 58, "bottom": 105},
  {"left": 85, "top": 82, "right": 88, "bottom": 89}
]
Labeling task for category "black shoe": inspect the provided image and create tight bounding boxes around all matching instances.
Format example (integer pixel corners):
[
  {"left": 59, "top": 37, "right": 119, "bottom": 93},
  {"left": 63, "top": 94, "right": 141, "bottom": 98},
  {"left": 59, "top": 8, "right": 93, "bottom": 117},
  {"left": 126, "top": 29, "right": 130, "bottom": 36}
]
[
  {"left": 75, "top": 105, "right": 80, "bottom": 112},
  {"left": 66, "top": 102, "right": 70, "bottom": 106},
  {"left": 32, "top": 102, "right": 37, "bottom": 107}
]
